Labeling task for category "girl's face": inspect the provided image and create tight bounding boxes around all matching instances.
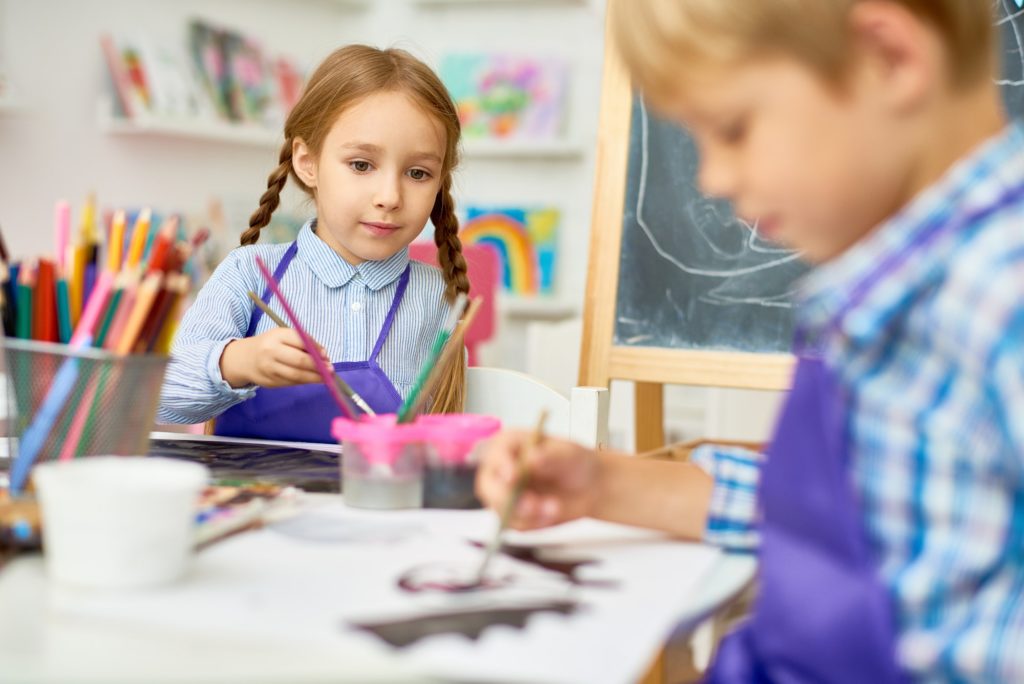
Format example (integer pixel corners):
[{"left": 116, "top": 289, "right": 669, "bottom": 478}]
[{"left": 293, "top": 91, "right": 447, "bottom": 264}]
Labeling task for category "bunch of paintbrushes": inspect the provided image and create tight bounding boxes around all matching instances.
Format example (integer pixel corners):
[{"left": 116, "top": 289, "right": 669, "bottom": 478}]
[
  {"left": 396, "top": 294, "right": 481, "bottom": 423},
  {"left": 3, "top": 199, "right": 207, "bottom": 496},
  {"left": 252, "top": 255, "right": 480, "bottom": 423}
]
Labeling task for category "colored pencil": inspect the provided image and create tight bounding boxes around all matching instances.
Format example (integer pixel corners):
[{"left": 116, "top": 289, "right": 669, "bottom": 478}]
[
  {"left": 246, "top": 290, "right": 375, "bottom": 416},
  {"left": 54, "top": 201, "right": 70, "bottom": 272},
  {"left": 0, "top": 223, "right": 9, "bottom": 265},
  {"left": 475, "top": 410, "right": 549, "bottom": 583},
  {"left": 145, "top": 274, "right": 186, "bottom": 353},
  {"left": 146, "top": 216, "right": 178, "bottom": 274},
  {"left": 396, "top": 293, "right": 469, "bottom": 423},
  {"left": 70, "top": 269, "right": 115, "bottom": 346},
  {"left": 34, "top": 259, "right": 58, "bottom": 343},
  {"left": 9, "top": 335, "right": 92, "bottom": 495},
  {"left": 15, "top": 266, "right": 33, "bottom": 340},
  {"left": 254, "top": 256, "right": 354, "bottom": 418},
  {"left": 125, "top": 208, "right": 151, "bottom": 270},
  {"left": 114, "top": 272, "right": 161, "bottom": 355},
  {"left": 67, "top": 243, "right": 88, "bottom": 327},
  {"left": 108, "top": 210, "right": 127, "bottom": 273},
  {"left": 94, "top": 270, "right": 129, "bottom": 348},
  {"left": 55, "top": 277, "right": 72, "bottom": 344},
  {"left": 79, "top": 193, "right": 97, "bottom": 246}
]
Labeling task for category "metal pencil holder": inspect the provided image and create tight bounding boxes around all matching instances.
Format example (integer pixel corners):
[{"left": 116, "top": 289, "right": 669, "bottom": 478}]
[{"left": 0, "top": 339, "right": 169, "bottom": 476}]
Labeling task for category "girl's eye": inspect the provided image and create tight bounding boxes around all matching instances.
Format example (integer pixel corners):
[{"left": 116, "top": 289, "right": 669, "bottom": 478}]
[
  {"left": 408, "top": 168, "right": 431, "bottom": 181},
  {"left": 350, "top": 160, "right": 372, "bottom": 172}
]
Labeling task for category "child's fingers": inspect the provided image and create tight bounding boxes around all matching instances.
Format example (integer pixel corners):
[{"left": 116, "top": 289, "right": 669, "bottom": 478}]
[{"left": 276, "top": 329, "right": 330, "bottom": 361}]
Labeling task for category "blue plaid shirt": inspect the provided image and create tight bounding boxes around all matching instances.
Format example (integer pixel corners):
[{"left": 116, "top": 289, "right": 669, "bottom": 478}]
[{"left": 693, "top": 123, "right": 1024, "bottom": 681}]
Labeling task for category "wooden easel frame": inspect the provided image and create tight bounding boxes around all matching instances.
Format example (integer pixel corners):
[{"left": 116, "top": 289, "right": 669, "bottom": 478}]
[{"left": 578, "top": 5, "right": 794, "bottom": 451}]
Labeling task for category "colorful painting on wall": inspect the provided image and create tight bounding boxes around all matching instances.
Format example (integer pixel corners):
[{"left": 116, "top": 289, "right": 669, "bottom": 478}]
[
  {"left": 460, "top": 207, "right": 559, "bottom": 296},
  {"left": 440, "top": 54, "right": 568, "bottom": 140}
]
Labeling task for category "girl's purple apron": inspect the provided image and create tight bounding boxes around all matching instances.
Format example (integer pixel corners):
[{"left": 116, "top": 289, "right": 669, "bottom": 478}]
[{"left": 215, "top": 241, "right": 410, "bottom": 444}]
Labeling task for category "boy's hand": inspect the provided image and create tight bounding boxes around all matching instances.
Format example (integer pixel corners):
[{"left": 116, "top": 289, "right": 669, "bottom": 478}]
[
  {"left": 220, "top": 328, "right": 330, "bottom": 388},
  {"left": 475, "top": 431, "right": 606, "bottom": 531}
]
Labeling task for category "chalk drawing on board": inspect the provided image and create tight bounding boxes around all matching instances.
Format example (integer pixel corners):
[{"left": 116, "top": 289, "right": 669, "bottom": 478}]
[{"left": 614, "top": 98, "right": 810, "bottom": 354}]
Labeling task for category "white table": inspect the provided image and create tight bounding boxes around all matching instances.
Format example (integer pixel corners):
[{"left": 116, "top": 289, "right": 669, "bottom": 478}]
[{"left": 0, "top": 499, "right": 755, "bottom": 684}]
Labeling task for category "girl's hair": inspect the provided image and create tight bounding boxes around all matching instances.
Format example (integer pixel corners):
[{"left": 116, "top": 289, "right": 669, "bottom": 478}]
[
  {"left": 610, "top": 0, "right": 996, "bottom": 104},
  {"left": 243, "top": 44, "right": 469, "bottom": 414}
]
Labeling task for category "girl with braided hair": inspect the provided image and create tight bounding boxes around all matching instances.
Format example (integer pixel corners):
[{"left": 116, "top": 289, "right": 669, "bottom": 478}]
[{"left": 157, "top": 45, "right": 470, "bottom": 443}]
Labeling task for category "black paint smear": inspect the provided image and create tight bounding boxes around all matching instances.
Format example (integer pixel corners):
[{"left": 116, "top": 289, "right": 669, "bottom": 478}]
[
  {"left": 148, "top": 438, "right": 340, "bottom": 492},
  {"left": 397, "top": 564, "right": 514, "bottom": 593},
  {"left": 350, "top": 600, "right": 580, "bottom": 648},
  {"left": 470, "top": 541, "right": 619, "bottom": 589}
]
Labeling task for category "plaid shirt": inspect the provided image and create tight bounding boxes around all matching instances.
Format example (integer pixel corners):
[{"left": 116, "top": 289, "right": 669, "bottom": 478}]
[{"left": 692, "top": 123, "right": 1024, "bottom": 681}]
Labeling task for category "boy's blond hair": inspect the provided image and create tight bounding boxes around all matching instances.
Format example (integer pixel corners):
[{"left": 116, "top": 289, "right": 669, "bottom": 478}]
[{"left": 610, "top": 0, "right": 995, "bottom": 102}]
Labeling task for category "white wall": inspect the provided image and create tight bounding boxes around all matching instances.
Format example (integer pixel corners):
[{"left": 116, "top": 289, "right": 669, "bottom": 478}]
[{"left": 0, "top": 0, "right": 778, "bottom": 451}]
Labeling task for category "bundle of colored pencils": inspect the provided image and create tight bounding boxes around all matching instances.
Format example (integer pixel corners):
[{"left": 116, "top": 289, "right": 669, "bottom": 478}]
[{"left": 0, "top": 198, "right": 208, "bottom": 355}]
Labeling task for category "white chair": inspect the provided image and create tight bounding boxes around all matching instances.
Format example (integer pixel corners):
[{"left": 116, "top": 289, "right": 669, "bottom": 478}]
[{"left": 464, "top": 366, "right": 609, "bottom": 448}]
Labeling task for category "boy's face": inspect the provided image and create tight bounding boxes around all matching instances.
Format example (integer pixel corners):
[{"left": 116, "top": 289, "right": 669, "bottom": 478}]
[{"left": 661, "top": 57, "right": 910, "bottom": 264}]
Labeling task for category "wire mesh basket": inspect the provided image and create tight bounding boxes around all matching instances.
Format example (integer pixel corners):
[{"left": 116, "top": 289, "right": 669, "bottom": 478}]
[{"left": 0, "top": 339, "right": 169, "bottom": 476}]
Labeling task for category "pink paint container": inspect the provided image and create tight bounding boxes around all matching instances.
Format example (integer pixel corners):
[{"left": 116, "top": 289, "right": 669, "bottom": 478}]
[
  {"left": 332, "top": 415, "right": 424, "bottom": 510},
  {"left": 415, "top": 414, "right": 501, "bottom": 509}
]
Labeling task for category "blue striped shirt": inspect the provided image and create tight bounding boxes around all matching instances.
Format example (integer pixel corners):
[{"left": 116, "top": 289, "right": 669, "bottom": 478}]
[
  {"left": 157, "top": 220, "right": 449, "bottom": 424},
  {"left": 695, "top": 123, "right": 1024, "bottom": 681}
]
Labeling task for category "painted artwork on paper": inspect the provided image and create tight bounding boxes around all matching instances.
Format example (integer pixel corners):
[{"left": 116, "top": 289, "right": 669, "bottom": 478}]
[
  {"left": 460, "top": 207, "right": 559, "bottom": 296},
  {"left": 440, "top": 54, "right": 568, "bottom": 140}
]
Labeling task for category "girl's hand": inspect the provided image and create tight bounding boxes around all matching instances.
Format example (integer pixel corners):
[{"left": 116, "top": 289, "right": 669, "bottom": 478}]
[
  {"left": 220, "top": 328, "right": 330, "bottom": 388},
  {"left": 475, "top": 430, "right": 606, "bottom": 531}
]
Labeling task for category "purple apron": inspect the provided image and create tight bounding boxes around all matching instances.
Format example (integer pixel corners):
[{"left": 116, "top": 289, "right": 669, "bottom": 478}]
[
  {"left": 215, "top": 241, "right": 410, "bottom": 444},
  {"left": 706, "top": 353, "right": 906, "bottom": 683},
  {"left": 704, "top": 173, "right": 1024, "bottom": 683}
]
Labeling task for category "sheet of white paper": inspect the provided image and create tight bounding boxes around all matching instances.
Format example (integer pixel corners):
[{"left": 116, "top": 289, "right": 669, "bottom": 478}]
[{"left": 48, "top": 498, "right": 721, "bottom": 684}]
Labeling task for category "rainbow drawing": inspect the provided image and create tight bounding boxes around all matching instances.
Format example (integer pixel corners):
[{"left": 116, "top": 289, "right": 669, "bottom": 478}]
[{"left": 460, "top": 207, "right": 559, "bottom": 296}]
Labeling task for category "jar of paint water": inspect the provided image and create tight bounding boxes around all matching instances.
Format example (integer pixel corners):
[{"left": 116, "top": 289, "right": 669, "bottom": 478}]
[
  {"left": 415, "top": 414, "right": 501, "bottom": 509},
  {"left": 332, "top": 415, "right": 424, "bottom": 510}
]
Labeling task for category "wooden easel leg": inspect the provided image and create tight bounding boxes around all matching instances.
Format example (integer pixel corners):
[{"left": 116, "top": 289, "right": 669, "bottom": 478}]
[{"left": 635, "top": 382, "right": 664, "bottom": 452}]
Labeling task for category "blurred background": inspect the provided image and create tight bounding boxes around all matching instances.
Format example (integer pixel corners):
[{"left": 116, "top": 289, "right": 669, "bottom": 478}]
[{"left": 0, "top": 0, "right": 781, "bottom": 450}]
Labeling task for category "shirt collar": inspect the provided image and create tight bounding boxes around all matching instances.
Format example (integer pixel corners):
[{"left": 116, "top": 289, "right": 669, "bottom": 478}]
[
  {"left": 796, "top": 122, "right": 1024, "bottom": 350},
  {"left": 295, "top": 219, "right": 410, "bottom": 291}
]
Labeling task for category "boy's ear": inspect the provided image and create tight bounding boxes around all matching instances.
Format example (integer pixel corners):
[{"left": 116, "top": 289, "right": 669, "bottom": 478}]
[
  {"left": 292, "top": 137, "right": 318, "bottom": 188},
  {"left": 848, "top": 1, "right": 940, "bottom": 112}
]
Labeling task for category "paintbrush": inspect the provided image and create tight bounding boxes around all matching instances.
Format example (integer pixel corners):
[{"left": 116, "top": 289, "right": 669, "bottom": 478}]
[
  {"left": 475, "top": 409, "right": 549, "bottom": 584},
  {"left": 400, "top": 296, "right": 482, "bottom": 420},
  {"left": 254, "top": 257, "right": 355, "bottom": 419},
  {"left": 396, "top": 292, "right": 469, "bottom": 423},
  {"left": 245, "top": 290, "right": 374, "bottom": 416}
]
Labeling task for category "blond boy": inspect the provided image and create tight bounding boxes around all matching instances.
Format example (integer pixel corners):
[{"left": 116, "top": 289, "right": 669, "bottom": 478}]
[{"left": 478, "top": 1, "right": 1024, "bottom": 680}]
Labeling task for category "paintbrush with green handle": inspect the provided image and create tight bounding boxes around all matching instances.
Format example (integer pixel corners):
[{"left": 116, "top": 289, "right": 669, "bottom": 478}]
[
  {"left": 476, "top": 410, "right": 549, "bottom": 584},
  {"left": 246, "top": 291, "right": 375, "bottom": 417},
  {"left": 395, "top": 292, "right": 468, "bottom": 423}
]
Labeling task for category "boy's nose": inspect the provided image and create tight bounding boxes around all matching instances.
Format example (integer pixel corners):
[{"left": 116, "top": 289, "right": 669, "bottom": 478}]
[{"left": 697, "top": 149, "right": 739, "bottom": 202}]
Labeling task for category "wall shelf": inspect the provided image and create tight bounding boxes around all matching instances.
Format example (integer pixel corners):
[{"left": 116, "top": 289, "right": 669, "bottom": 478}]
[
  {"left": 462, "top": 138, "right": 584, "bottom": 160},
  {"left": 98, "top": 108, "right": 281, "bottom": 149},
  {"left": 500, "top": 295, "right": 577, "bottom": 320}
]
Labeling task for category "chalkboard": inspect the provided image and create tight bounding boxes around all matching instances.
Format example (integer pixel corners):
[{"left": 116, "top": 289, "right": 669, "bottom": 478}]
[{"left": 611, "top": 0, "right": 1024, "bottom": 355}]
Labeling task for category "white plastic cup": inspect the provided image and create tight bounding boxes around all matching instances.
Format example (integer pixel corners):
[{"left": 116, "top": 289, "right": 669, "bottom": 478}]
[{"left": 34, "top": 457, "right": 209, "bottom": 589}]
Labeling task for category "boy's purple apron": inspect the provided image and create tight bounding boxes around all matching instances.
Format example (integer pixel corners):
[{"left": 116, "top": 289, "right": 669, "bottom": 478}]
[
  {"left": 215, "top": 241, "right": 409, "bottom": 443},
  {"left": 704, "top": 173, "right": 1024, "bottom": 683},
  {"left": 705, "top": 353, "right": 906, "bottom": 683}
]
